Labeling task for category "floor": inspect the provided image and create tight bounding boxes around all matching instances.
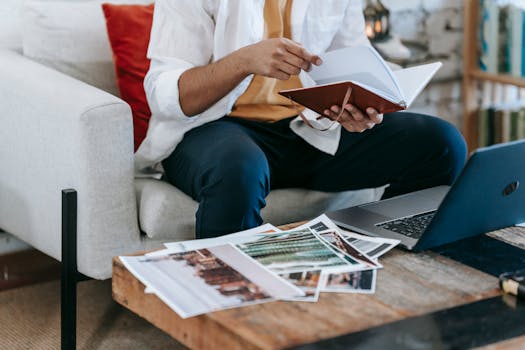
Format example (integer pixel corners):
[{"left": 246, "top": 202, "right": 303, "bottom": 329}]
[
  {"left": 0, "top": 248, "right": 184, "bottom": 349},
  {"left": 0, "top": 248, "right": 61, "bottom": 291}
]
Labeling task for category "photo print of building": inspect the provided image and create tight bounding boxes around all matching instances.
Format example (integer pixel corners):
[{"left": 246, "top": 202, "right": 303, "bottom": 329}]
[
  {"left": 172, "top": 249, "right": 270, "bottom": 301},
  {"left": 236, "top": 229, "right": 352, "bottom": 273}
]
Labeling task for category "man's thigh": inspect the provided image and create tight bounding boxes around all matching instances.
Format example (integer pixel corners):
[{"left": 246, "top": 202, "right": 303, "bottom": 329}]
[
  {"left": 302, "top": 112, "right": 463, "bottom": 192},
  {"left": 162, "top": 119, "right": 269, "bottom": 201}
]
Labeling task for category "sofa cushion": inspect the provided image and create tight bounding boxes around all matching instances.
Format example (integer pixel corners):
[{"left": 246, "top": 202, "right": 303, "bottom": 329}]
[
  {"left": 1, "top": 0, "right": 83, "bottom": 50},
  {"left": 1, "top": 0, "right": 25, "bottom": 50},
  {"left": 137, "top": 178, "right": 384, "bottom": 240},
  {"left": 102, "top": 3, "right": 154, "bottom": 151},
  {"left": 22, "top": 0, "right": 152, "bottom": 96}
]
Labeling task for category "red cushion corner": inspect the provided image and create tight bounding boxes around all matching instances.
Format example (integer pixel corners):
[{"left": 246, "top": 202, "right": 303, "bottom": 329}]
[{"left": 102, "top": 3, "right": 154, "bottom": 152}]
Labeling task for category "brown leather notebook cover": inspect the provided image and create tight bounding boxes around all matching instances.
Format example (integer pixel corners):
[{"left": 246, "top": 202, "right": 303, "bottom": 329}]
[{"left": 279, "top": 81, "right": 406, "bottom": 116}]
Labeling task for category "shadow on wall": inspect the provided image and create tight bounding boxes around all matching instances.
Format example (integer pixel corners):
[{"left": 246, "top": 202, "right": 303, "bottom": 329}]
[{"left": 0, "top": 183, "right": 32, "bottom": 255}]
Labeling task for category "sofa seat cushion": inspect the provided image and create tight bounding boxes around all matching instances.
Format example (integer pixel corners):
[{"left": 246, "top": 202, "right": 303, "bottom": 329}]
[{"left": 136, "top": 178, "right": 384, "bottom": 240}]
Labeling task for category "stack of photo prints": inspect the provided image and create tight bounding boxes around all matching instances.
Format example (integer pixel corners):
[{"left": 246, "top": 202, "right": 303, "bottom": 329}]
[{"left": 120, "top": 214, "right": 400, "bottom": 318}]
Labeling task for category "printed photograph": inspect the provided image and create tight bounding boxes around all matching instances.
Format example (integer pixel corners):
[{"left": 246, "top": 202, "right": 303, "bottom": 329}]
[
  {"left": 309, "top": 221, "right": 331, "bottom": 233},
  {"left": 170, "top": 249, "right": 272, "bottom": 302},
  {"left": 341, "top": 230, "right": 399, "bottom": 259},
  {"left": 279, "top": 270, "right": 323, "bottom": 302},
  {"left": 122, "top": 243, "right": 301, "bottom": 318},
  {"left": 323, "top": 270, "right": 376, "bottom": 293},
  {"left": 317, "top": 230, "right": 380, "bottom": 268},
  {"left": 236, "top": 229, "right": 352, "bottom": 273},
  {"left": 298, "top": 215, "right": 398, "bottom": 260}
]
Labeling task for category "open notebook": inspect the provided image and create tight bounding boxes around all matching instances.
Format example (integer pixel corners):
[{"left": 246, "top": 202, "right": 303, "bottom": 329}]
[{"left": 279, "top": 45, "right": 442, "bottom": 115}]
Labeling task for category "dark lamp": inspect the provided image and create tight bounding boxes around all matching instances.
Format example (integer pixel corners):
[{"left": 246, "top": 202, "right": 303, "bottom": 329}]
[{"left": 364, "top": 0, "right": 390, "bottom": 41}]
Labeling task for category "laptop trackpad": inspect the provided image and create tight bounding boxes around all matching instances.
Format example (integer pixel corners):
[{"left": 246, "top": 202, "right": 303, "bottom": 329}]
[{"left": 360, "top": 187, "right": 448, "bottom": 219}]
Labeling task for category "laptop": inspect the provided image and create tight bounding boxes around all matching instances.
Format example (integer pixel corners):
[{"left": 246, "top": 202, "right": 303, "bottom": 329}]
[{"left": 327, "top": 140, "right": 525, "bottom": 251}]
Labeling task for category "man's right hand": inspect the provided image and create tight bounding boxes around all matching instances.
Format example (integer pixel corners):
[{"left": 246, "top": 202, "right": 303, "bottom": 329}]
[
  {"left": 237, "top": 38, "right": 322, "bottom": 80},
  {"left": 178, "top": 38, "right": 321, "bottom": 117}
]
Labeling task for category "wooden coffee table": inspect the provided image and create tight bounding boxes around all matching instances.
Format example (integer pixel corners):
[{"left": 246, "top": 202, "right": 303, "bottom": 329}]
[{"left": 112, "top": 224, "right": 525, "bottom": 350}]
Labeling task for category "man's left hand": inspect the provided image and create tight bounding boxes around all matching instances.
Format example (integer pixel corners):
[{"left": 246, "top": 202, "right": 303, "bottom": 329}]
[{"left": 320, "top": 104, "right": 383, "bottom": 133}]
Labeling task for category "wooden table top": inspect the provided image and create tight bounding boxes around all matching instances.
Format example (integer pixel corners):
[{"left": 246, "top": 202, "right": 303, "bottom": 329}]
[{"left": 112, "top": 225, "right": 525, "bottom": 350}]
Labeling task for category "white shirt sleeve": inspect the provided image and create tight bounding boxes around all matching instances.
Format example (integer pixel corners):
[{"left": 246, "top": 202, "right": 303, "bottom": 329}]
[
  {"left": 328, "top": 0, "right": 372, "bottom": 51},
  {"left": 144, "top": 0, "right": 215, "bottom": 122}
]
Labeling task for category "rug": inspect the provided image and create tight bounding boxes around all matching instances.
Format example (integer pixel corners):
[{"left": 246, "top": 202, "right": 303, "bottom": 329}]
[{"left": 0, "top": 279, "right": 186, "bottom": 349}]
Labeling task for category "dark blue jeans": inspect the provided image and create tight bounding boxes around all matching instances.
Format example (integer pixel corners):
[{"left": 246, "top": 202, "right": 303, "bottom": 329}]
[{"left": 162, "top": 113, "right": 467, "bottom": 238}]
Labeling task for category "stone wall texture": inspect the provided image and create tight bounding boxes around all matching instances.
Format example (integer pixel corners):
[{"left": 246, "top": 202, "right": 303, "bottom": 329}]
[{"left": 382, "top": 0, "right": 464, "bottom": 127}]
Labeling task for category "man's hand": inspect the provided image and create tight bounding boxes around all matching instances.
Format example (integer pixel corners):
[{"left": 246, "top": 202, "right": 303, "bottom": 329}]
[
  {"left": 321, "top": 104, "right": 383, "bottom": 133},
  {"left": 237, "top": 38, "right": 322, "bottom": 80},
  {"left": 179, "top": 38, "right": 321, "bottom": 116}
]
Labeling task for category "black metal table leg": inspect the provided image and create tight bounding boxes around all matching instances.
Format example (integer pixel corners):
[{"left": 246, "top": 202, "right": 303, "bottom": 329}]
[{"left": 61, "top": 189, "right": 77, "bottom": 350}]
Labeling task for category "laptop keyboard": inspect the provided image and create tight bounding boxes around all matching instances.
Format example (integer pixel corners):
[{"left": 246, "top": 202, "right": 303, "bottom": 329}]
[{"left": 376, "top": 211, "right": 437, "bottom": 239}]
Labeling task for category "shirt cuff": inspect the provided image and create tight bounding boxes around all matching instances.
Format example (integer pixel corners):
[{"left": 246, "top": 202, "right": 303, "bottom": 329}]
[
  {"left": 150, "top": 66, "right": 198, "bottom": 123},
  {"left": 289, "top": 110, "right": 341, "bottom": 155}
]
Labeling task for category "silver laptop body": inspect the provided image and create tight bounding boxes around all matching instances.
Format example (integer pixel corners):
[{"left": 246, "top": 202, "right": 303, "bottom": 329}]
[
  {"left": 327, "top": 186, "right": 449, "bottom": 250},
  {"left": 327, "top": 139, "right": 525, "bottom": 251}
]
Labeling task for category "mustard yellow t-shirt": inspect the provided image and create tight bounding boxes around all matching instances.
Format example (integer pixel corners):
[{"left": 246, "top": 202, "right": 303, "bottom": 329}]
[{"left": 228, "top": 0, "right": 304, "bottom": 122}]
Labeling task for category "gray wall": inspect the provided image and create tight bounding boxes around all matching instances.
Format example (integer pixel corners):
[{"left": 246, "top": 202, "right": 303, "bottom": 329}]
[{"left": 384, "top": 0, "right": 464, "bottom": 127}]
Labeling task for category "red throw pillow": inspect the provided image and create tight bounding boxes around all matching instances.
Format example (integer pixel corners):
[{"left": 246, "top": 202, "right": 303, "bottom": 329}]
[{"left": 102, "top": 3, "right": 154, "bottom": 152}]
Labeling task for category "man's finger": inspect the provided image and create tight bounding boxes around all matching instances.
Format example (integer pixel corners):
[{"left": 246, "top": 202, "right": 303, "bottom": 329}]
[
  {"left": 274, "top": 69, "right": 291, "bottom": 80},
  {"left": 344, "top": 104, "right": 365, "bottom": 122},
  {"left": 366, "top": 108, "right": 383, "bottom": 124},
  {"left": 331, "top": 105, "right": 351, "bottom": 121},
  {"left": 284, "top": 40, "right": 322, "bottom": 66},
  {"left": 343, "top": 123, "right": 354, "bottom": 133},
  {"left": 278, "top": 61, "right": 301, "bottom": 76},
  {"left": 323, "top": 108, "right": 342, "bottom": 121},
  {"left": 283, "top": 52, "right": 310, "bottom": 72}
]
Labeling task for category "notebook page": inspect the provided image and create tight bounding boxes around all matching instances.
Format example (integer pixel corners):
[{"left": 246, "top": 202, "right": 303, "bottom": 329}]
[
  {"left": 393, "top": 62, "right": 442, "bottom": 107},
  {"left": 309, "top": 45, "right": 402, "bottom": 100}
]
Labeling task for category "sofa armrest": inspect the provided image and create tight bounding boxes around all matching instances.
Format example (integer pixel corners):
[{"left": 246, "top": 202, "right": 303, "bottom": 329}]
[{"left": 0, "top": 50, "right": 141, "bottom": 279}]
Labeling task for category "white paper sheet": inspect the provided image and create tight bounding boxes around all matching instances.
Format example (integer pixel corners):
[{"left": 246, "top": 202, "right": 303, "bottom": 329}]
[
  {"left": 393, "top": 62, "right": 442, "bottom": 107},
  {"left": 308, "top": 45, "right": 441, "bottom": 108},
  {"left": 121, "top": 244, "right": 302, "bottom": 318},
  {"left": 124, "top": 214, "right": 398, "bottom": 318},
  {"left": 161, "top": 223, "right": 279, "bottom": 253},
  {"left": 310, "top": 45, "right": 401, "bottom": 99}
]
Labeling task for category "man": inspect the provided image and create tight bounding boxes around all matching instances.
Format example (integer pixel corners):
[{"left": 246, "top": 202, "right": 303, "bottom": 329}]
[{"left": 135, "top": 0, "right": 467, "bottom": 239}]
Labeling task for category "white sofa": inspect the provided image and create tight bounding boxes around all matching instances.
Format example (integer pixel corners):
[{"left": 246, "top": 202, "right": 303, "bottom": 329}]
[{"left": 0, "top": 0, "right": 382, "bottom": 279}]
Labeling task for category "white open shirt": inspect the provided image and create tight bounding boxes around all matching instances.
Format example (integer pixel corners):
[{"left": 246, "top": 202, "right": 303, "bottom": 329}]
[{"left": 135, "top": 0, "right": 370, "bottom": 173}]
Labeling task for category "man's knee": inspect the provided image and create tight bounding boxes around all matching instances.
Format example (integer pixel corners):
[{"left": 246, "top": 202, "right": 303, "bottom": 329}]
[
  {"left": 195, "top": 147, "right": 270, "bottom": 238},
  {"left": 423, "top": 116, "right": 466, "bottom": 160},
  {"left": 204, "top": 146, "right": 271, "bottom": 203},
  {"left": 408, "top": 114, "right": 467, "bottom": 178}
]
